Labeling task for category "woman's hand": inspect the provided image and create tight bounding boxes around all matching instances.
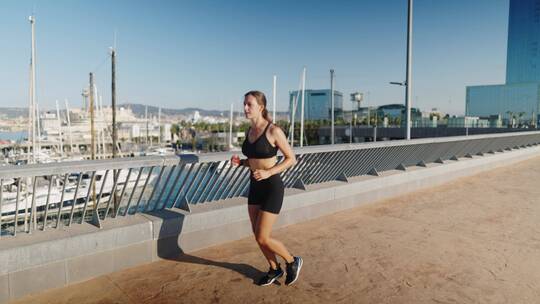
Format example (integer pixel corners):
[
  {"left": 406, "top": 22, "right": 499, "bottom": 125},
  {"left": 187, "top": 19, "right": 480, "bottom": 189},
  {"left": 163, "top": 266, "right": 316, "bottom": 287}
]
[
  {"left": 231, "top": 154, "right": 241, "bottom": 167},
  {"left": 252, "top": 169, "right": 271, "bottom": 181}
]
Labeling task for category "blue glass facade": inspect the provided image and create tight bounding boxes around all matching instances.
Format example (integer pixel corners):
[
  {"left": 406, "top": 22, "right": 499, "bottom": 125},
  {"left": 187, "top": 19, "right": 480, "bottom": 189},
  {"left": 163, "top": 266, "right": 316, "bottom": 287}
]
[
  {"left": 466, "top": 0, "right": 540, "bottom": 121},
  {"left": 466, "top": 83, "right": 540, "bottom": 119},
  {"left": 289, "top": 89, "right": 343, "bottom": 121},
  {"left": 506, "top": 0, "right": 540, "bottom": 83}
]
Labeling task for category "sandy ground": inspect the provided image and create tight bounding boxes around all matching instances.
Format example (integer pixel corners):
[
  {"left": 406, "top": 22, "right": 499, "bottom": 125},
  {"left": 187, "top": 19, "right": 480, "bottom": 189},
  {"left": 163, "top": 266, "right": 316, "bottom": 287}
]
[{"left": 11, "top": 156, "right": 540, "bottom": 304}]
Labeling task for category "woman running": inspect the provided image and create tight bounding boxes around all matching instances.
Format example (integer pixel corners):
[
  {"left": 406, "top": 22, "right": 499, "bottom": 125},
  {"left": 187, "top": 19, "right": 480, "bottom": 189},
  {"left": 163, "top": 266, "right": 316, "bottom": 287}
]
[{"left": 231, "top": 90, "right": 303, "bottom": 286}]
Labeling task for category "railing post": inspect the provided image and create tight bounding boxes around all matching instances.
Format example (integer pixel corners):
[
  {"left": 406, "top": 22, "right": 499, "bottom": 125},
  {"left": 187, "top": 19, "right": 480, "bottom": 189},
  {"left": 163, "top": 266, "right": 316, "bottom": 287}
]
[
  {"left": 368, "top": 168, "right": 380, "bottom": 176},
  {"left": 336, "top": 173, "right": 349, "bottom": 183},
  {"left": 293, "top": 179, "right": 307, "bottom": 190}
]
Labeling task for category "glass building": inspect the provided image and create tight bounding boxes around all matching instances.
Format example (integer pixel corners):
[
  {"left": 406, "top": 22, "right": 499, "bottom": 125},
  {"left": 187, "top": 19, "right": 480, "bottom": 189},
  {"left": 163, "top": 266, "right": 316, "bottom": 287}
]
[
  {"left": 289, "top": 89, "right": 343, "bottom": 121},
  {"left": 466, "top": 0, "right": 540, "bottom": 123},
  {"left": 506, "top": 0, "right": 540, "bottom": 83}
]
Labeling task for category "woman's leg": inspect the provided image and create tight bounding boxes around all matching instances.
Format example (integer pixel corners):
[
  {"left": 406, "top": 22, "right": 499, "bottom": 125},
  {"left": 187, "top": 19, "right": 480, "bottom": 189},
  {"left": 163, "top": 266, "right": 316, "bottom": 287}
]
[
  {"left": 254, "top": 210, "right": 294, "bottom": 264},
  {"left": 248, "top": 205, "right": 279, "bottom": 269}
]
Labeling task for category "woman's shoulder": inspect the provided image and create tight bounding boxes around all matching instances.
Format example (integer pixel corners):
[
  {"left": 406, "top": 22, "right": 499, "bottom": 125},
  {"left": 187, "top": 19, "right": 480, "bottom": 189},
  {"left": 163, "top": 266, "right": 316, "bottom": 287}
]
[
  {"left": 268, "top": 122, "right": 281, "bottom": 132},
  {"left": 268, "top": 123, "right": 285, "bottom": 137}
]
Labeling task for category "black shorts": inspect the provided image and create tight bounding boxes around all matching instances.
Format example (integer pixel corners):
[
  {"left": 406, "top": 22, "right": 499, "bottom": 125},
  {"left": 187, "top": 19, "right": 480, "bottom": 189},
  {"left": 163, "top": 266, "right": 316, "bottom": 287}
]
[{"left": 248, "top": 173, "right": 284, "bottom": 214}]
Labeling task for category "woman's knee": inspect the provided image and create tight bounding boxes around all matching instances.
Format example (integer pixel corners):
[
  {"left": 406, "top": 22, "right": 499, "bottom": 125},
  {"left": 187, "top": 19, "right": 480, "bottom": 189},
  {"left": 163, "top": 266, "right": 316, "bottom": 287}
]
[{"left": 255, "top": 234, "right": 270, "bottom": 247}]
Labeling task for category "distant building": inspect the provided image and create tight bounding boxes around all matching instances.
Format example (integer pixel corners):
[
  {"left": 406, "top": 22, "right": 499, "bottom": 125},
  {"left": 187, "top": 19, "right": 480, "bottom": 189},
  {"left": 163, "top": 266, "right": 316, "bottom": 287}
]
[
  {"left": 413, "top": 116, "right": 437, "bottom": 128},
  {"left": 190, "top": 111, "right": 201, "bottom": 123},
  {"left": 448, "top": 116, "right": 489, "bottom": 128},
  {"left": 40, "top": 112, "right": 60, "bottom": 134},
  {"left": 466, "top": 0, "right": 540, "bottom": 124},
  {"left": 377, "top": 104, "right": 406, "bottom": 119},
  {"left": 289, "top": 89, "right": 343, "bottom": 121},
  {"left": 376, "top": 104, "right": 422, "bottom": 125},
  {"left": 357, "top": 106, "right": 375, "bottom": 123},
  {"left": 489, "top": 114, "right": 503, "bottom": 128}
]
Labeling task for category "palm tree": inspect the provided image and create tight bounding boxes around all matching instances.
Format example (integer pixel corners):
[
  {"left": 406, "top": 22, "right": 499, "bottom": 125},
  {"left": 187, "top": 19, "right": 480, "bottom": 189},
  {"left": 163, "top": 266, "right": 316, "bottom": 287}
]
[
  {"left": 506, "top": 111, "right": 514, "bottom": 128},
  {"left": 518, "top": 112, "right": 526, "bottom": 127},
  {"left": 170, "top": 124, "right": 180, "bottom": 142}
]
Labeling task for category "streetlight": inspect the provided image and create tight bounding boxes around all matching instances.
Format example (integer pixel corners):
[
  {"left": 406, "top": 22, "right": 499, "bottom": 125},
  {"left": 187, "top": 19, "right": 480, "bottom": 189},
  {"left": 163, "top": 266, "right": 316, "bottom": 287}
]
[
  {"left": 390, "top": 0, "right": 413, "bottom": 140},
  {"left": 405, "top": 0, "right": 413, "bottom": 140}
]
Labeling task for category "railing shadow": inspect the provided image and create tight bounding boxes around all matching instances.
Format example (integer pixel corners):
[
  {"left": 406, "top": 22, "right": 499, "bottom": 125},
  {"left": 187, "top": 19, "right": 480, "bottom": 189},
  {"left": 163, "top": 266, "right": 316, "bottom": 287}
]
[{"left": 148, "top": 209, "right": 264, "bottom": 284}]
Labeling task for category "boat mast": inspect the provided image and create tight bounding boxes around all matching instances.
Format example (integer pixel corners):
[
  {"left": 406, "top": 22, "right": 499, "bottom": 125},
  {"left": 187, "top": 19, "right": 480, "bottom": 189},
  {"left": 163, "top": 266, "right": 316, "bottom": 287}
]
[
  {"left": 229, "top": 103, "right": 233, "bottom": 149},
  {"left": 272, "top": 75, "right": 277, "bottom": 122},
  {"left": 56, "top": 100, "right": 64, "bottom": 157},
  {"left": 29, "top": 15, "right": 37, "bottom": 163},
  {"left": 65, "top": 99, "right": 74, "bottom": 154},
  {"left": 89, "top": 73, "right": 96, "bottom": 160},
  {"left": 27, "top": 62, "right": 32, "bottom": 162},
  {"left": 100, "top": 95, "right": 106, "bottom": 156},
  {"left": 111, "top": 46, "right": 117, "bottom": 158},
  {"left": 36, "top": 102, "right": 41, "bottom": 156},
  {"left": 158, "top": 107, "right": 161, "bottom": 146},
  {"left": 145, "top": 105, "right": 149, "bottom": 145},
  {"left": 300, "top": 66, "right": 306, "bottom": 147}
]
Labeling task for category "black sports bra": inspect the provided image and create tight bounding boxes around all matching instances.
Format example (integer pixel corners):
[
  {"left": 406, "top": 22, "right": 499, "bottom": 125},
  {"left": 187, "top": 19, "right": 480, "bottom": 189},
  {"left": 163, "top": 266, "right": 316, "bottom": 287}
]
[{"left": 242, "top": 123, "right": 278, "bottom": 159}]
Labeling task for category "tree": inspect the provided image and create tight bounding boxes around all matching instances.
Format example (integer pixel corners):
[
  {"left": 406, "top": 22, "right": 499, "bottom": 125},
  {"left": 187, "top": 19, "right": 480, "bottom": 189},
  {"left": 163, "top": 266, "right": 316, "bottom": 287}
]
[
  {"left": 170, "top": 124, "right": 180, "bottom": 142},
  {"left": 506, "top": 111, "right": 515, "bottom": 128},
  {"left": 518, "top": 111, "right": 526, "bottom": 127}
]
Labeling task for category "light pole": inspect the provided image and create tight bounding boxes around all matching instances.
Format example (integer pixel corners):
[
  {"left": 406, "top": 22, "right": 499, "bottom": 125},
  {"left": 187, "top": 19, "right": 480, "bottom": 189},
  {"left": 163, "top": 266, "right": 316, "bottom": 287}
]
[
  {"left": 330, "top": 69, "right": 335, "bottom": 144},
  {"left": 405, "top": 0, "right": 413, "bottom": 140},
  {"left": 390, "top": 0, "right": 413, "bottom": 140}
]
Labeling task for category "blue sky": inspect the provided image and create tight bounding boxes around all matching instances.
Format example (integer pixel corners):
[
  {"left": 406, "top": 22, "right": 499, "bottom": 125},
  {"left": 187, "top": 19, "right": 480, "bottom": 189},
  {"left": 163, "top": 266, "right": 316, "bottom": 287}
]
[{"left": 0, "top": 0, "right": 509, "bottom": 114}]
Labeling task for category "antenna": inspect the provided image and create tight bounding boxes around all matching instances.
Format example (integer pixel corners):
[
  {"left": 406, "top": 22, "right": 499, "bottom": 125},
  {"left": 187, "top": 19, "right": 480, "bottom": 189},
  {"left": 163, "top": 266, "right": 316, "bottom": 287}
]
[{"left": 113, "top": 29, "right": 118, "bottom": 51}]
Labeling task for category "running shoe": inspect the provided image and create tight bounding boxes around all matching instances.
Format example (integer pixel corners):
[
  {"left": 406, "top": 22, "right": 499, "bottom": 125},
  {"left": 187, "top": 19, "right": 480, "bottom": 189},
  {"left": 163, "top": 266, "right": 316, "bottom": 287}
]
[
  {"left": 285, "top": 256, "right": 303, "bottom": 286},
  {"left": 258, "top": 265, "right": 284, "bottom": 286}
]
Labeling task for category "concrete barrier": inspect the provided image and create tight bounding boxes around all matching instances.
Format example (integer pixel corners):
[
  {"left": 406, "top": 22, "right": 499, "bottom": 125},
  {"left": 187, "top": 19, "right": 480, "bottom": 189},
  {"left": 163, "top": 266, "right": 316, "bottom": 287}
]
[{"left": 1, "top": 145, "right": 539, "bottom": 302}]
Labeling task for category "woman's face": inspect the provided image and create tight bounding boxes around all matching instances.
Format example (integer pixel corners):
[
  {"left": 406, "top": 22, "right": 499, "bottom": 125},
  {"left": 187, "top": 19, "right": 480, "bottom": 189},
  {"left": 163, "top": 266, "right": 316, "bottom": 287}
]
[{"left": 244, "top": 95, "right": 263, "bottom": 119}]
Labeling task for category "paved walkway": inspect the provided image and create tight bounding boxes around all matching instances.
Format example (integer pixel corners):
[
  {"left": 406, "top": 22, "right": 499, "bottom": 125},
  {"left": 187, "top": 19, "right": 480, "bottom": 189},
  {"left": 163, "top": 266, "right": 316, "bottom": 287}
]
[{"left": 12, "top": 156, "right": 540, "bottom": 304}]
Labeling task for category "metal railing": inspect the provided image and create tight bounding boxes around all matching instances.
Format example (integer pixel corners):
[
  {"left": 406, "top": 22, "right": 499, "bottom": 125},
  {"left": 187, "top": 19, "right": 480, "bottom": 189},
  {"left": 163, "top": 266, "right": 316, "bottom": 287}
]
[{"left": 1, "top": 131, "right": 540, "bottom": 237}]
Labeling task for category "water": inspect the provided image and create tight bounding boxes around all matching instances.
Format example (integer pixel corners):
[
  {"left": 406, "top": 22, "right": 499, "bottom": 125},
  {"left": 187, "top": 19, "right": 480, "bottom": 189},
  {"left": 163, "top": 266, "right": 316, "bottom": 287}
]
[{"left": 0, "top": 131, "right": 27, "bottom": 142}]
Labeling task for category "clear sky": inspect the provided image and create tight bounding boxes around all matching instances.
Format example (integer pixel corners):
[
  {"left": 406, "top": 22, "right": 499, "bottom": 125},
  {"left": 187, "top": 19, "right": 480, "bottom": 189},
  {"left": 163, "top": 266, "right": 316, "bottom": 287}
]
[{"left": 0, "top": 0, "right": 509, "bottom": 115}]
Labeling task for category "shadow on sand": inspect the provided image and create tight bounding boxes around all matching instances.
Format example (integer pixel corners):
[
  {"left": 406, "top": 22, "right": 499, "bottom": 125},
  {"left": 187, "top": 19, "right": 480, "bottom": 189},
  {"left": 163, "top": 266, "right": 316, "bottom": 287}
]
[{"left": 148, "top": 209, "right": 266, "bottom": 284}]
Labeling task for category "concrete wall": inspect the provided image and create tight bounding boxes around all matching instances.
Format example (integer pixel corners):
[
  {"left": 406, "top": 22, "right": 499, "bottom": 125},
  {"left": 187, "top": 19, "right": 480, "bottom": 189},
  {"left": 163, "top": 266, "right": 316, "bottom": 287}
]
[{"left": 1, "top": 145, "right": 539, "bottom": 302}]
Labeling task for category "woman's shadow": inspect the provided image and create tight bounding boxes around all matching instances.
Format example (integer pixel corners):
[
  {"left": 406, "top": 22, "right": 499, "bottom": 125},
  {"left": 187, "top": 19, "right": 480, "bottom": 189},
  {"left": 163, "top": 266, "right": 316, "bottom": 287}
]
[{"left": 151, "top": 209, "right": 267, "bottom": 285}]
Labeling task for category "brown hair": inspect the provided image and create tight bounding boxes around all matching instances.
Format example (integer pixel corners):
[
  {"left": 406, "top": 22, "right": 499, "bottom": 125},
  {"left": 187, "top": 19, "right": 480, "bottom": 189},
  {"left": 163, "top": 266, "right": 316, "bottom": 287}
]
[{"left": 244, "top": 90, "right": 272, "bottom": 123}]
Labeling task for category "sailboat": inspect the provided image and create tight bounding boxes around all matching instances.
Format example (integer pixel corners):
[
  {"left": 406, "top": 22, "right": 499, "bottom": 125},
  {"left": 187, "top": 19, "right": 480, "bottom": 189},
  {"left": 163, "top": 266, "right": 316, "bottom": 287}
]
[{"left": 1, "top": 169, "right": 156, "bottom": 216}]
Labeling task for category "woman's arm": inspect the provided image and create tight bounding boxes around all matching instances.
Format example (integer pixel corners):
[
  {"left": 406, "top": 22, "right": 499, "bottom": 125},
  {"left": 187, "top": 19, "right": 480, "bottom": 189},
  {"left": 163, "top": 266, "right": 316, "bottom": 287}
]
[{"left": 268, "top": 126, "right": 297, "bottom": 175}]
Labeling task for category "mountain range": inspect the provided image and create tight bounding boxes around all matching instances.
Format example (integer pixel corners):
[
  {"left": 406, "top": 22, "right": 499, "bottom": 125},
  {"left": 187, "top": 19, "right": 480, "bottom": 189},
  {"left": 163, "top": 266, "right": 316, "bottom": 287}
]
[{"left": 0, "top": 104, "right": 288, "bottom": 119}]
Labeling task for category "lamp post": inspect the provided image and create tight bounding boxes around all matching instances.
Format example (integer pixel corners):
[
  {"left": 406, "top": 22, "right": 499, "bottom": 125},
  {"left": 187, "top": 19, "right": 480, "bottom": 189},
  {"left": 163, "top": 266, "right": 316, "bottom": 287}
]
[
  {"left": 330, "top": 69, "right": 335, "bottom": 144},
  {"left": 389, "top": 0, "right": 413, "bottom": 140}
]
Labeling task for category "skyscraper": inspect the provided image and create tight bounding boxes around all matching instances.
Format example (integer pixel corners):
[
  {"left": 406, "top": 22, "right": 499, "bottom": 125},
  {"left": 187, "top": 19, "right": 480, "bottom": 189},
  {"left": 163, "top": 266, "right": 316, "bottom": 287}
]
[
  {"left": 506, "top": 0, "right": 540, "bottom": 83},
  {"left": 466, "top": 0, "right": 540, "bottom": 124}
]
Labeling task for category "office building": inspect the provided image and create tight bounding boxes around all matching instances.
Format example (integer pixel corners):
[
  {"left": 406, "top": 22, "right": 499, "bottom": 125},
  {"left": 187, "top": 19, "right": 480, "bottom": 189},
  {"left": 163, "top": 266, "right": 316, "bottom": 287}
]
[
  {"left": 289, "top": 89, "right": 343, "bottom": 121},
  {"left": 466, "top": 0, "right": 540, "bottom": 124}
]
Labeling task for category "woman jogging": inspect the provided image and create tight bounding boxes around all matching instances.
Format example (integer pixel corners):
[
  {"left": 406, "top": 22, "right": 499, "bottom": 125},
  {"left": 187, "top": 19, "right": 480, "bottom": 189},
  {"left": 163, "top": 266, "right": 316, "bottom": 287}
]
[{"left": 231, "top": 90, "right": 303, "bottom": 286}]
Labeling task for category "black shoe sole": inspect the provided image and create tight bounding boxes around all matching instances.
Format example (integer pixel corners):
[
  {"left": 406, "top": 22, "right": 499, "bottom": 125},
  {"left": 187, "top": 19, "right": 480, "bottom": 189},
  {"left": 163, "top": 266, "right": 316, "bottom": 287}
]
[
  {"left": 259, "top": 272, "right": 283, "bottom": 286},
  {"left": 285, "top": 257, "right": 303, "bottom": 286}
]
